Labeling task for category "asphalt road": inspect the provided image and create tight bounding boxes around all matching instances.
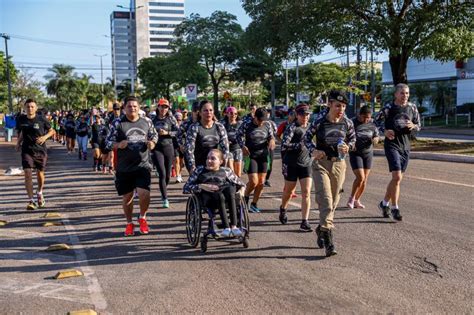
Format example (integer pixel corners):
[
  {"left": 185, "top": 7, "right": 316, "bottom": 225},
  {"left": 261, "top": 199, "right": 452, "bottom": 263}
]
[{"left": 0, "top": 141, "right": 473, "bottom": 314}]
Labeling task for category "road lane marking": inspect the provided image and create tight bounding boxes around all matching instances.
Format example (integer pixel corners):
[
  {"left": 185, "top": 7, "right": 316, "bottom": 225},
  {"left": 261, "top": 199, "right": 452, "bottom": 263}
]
[
  {"left": 402, "top": 175, "right": 474, "bottom": 188},
  {"left": 61, "top": 214, "right": 108, "bottom": 312}
]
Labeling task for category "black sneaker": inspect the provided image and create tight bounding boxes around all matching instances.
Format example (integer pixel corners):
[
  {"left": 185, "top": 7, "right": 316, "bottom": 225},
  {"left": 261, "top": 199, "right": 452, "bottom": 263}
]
[
  {"left": 391, "top": 208, "right": 403, "bottom": 221},
  {"left": 279, "top": 207, "right": 288, "bottom": 224},
  {"left": 264, "top": 180, "right": 271, "bottom": 187},
  {"left": 323, "top": 229, "right": 337, "bottom": 257},
  {"left": 378, "top": 201, "right": 391, "bottom": 218},
  {"left": 315, "top": 225, "right": 324, "bottom": 248},
  {"left": 299, "top": 220, "right": 313, "bottom": 232}
]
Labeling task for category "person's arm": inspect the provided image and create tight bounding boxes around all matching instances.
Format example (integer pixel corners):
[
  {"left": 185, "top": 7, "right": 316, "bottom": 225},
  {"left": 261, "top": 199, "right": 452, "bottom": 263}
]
[
  {"left": 281, "top": 123, "right": 300, "bottom": 151},
  {"left": 147, "top": 119, "right": 158, "bottom": 151},
  {"left": 225, "top": 167, "right": 245, "bottom": 189},
  {"left": 106, "top": 119, "right": 121, "bottom": 151},
  {"left": 168, "top": 116, "right": 179, "bottom": 137},
  {"left": 15, "top": 130, "right": 23, "bottom": 151},
  {"left": 345, "top": 119, "right": 356, "bottom": 152},
  {"left": 374, "top": 103, "right": 390, "bottom": 135},
  {"left": 185, "top": 123, "right": 198, "bottom": 171},
  {"left": 36, "top": 118, "right": 55, "bottom": 145},
  {"left": 217, "top": 123, "right": 230, "bottom": 161},
  {"left": 183, "top": 166, "right": 203, "bottom": 194},
  {"left": 410, "top": 103, "right": 421, "bottom": 132}
]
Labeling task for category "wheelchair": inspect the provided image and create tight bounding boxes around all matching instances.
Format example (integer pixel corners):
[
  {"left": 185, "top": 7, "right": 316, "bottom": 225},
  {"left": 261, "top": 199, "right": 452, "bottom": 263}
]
[{"left": 185, "top": 190, "right": 250, "bottom": 253}]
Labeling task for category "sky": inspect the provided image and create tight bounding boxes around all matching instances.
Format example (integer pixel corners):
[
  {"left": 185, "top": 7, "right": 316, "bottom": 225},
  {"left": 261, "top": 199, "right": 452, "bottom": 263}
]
[{"left": 0, "top": 0, "right": 386, "bottom": 85}]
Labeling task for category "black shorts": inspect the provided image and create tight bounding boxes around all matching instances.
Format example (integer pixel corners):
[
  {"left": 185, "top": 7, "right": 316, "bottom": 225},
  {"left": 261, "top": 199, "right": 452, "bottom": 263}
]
[
  {"left": 282, "top": 162, "right": 312, "bottom": 181},
  {"left": 114, "top": 168, "right": 151, "bottom": 196},
  {"left": 385, "top": 147, "right": 409, "bottom": 173},
  {"left": 59, "top": 127, "right": 65, "bottom": 135},
  {"left": 349, "top": 151, "right": 373, "bottom": 170},
  {"left": 248, "top": 155, "right": 267, "bottom": 174},
  {"left": 22, "top": 152, "right": 48, "bottom": 171},
  {"left": 66, "top": 132, "right": 76, "bottom": 139}
]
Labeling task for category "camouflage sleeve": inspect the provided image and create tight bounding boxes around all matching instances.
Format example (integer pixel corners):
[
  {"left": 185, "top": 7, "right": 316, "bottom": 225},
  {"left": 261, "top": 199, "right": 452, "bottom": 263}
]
[
  {"left": 168, "top": 115, "right": 179, "bottom": 137},
  {"left": 374, "top": 103, "right": 390, "bottom": 134},
  {"left": 236, "top": 119, "right": 248, "bottom": 148},
  {"left": 183, "top": 166, "right": 204, "bottom": 194},
  {"left": 177, "top": 121, "right": 187, "bottom": 147},
  {"left": 345, "top": 119, "right": 357, "bottom": 151},
  {"left": 147, "top": 118, "right": 158, "bottom": 144},
  {"left": 216, "top": 122, "right": 230, "bottom": 159},
  {"left": 105, "top": 118, "right": 120, "bottom": 150},
  {"left": 266, "top": 122, "right": 275, "bottom": 142},
  {"left": 224, "top": 167, "right": 245, "bottom": 189},
  {"left": 281, "top": 123, "right": 300, "bottom": 151},
  {"left": 185, "top": 123, "right": 198, "bottom": 170},
  {"left": 304, "top": 118, "right": 320, "bottom": 154},
  {"left": 411, "top": 103, "right": 421, "bottom": 132}
]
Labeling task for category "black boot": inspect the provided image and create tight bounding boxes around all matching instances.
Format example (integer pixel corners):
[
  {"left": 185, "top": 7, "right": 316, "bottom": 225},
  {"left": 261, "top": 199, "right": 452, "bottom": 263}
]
[
  {"left": 315, "top": 225, "right": 325, "bottom": 248},
  {"left": 322, "top": 229, "right": 337, "bottom": 257},
  {"left": 279, "top": 206, "right": 288, "bottom": 224}
]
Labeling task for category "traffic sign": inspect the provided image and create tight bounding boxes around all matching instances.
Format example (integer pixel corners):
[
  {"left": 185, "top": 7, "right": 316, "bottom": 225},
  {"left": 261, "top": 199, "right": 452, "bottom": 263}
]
[{"left": 185, "top": 84, "right": 197, "bottom": 100}]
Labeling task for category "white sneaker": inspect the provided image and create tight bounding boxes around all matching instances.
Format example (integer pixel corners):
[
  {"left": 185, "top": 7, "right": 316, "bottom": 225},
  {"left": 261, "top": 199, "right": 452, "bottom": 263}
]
[
  {"left": 176, "top": 175, "right": 183, "bottom": 183},
  {"left": 231, "top": 227, "right": 242, "bottom": 237},
  {"left": 221, "top": 228, "right": 232, "bottom": 237},
  {"left": 346, "top": 199, "right": 354, "bottom": 209}
]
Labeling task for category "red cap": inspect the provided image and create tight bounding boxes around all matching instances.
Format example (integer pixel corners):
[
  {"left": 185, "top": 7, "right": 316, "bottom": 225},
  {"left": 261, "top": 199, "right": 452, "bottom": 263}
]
[{"left": 158, "top": 98, "right": 170, "bottom": 107}]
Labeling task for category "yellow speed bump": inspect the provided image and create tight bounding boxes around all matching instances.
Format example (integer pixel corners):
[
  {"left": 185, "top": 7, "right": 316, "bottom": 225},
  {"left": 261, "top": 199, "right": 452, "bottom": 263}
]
[
  {"left": 54, "top": 269, "right": 83, "bottom": 279},
  {"left": 67, "top": 309, "right": 97, "bottom": 315},
  {"left": 0, "top": 220, "right": 7, "bottom": 226},
  {"left": 43, "top": 212, "right": 61, "bottom": 218},
  {"left": 43, "top": 221, "right": 63, "bottom": 227},
  {"left": 45, "top": 243, "right": 71, "bottom": 251}
]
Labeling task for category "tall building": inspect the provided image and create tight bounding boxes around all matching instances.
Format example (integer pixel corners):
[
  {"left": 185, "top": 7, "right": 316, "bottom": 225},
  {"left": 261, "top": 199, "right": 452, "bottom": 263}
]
[{"left": 110, "top": 0, "right": 185, "bottom": 88}]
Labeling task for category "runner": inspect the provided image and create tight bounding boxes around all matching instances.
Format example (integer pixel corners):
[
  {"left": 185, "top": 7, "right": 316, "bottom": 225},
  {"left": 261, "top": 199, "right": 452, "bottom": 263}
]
[
  {"left": 265, "top": 110, "right": 277, "bottom": 187},
  {"left": 237, "top": 107, "right": 275, "bottom": 213},
  {"left": 279, "top": 103, "right": 313, "bottom": 231},
  {"left": 75, "top": 114, "right": 89, "bottom": 160},
  {"left": 15, "top": 99, "right": 55, "bottom": 210},
  {"left": 98, "top": 116, "right": 112, "bottom": 174},
  {"left": 151, "top": 98, "right": 179, "bottom": 208},
  {"left": 304, "top": 91, "right": 356, "bottom": 257},
  {"left": 58, "top": 111, "right": 66, "bottom": 145},
  {"left": 64, "top": 113, "right": 76, "bottom": 154},
  {"left": 90, "top": 115, "right": 103, "bottom": 172},
  {"left": 178, "top": 101, "right": 199, "bottom": 172},
  {"left": 185, "top": 100, "right": 229, "bottom": 173},
  {"left": 173, "top": 111, "right": 184, "bottom": 183},
  {"left": 375, "top": 83, "right": 420, "bottom": 221},
  {"left": 105, "top": 96, "right": 158, "bottom": 236},
  {"left": 242, "top": 103, "right": 257, "bottom": 124},
  {"left": 109, "top": 103, "right": 123, "bottom": 172},
  {"left": 221, "top": 106, "right": 243, "bottom": 176},
  {"left": 347, "top": 105, "right": 380, "bottom": 209},
  {"left": 276, "top": 107, "right": 297, "bottom": 198}
]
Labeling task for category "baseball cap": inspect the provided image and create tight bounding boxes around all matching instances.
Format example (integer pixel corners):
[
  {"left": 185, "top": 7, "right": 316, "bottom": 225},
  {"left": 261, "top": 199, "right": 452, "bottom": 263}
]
[
  {"left": 328, "top": 91, "right": 349, "bottom": 105},
  {"left": 295, "top": 103, "right": 311, "bottom": 115},
  {"left": 158, "top": 98, "right": 170, "bottom": 107}
]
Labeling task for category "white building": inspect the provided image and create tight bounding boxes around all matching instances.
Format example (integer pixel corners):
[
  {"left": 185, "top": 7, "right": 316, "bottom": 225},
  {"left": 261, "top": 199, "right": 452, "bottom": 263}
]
[
  {"left": 382, "top": 58, "right": 474, "bottom": 110},
  {"left": 110, "top": 11, "right": 135, "bottom": 86},
  {"left": 110, "top": 0, "right": 185, "bottom": 87}
]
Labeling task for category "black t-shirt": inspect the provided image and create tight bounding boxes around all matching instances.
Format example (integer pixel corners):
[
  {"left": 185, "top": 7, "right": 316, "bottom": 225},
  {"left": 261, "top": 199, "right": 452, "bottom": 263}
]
[
  {"left": 91, "top": 123, "right": 101, "bottom": 143},
  {"left": 76, "top": 121, "right": 89, "bottom": 137},
  {"left": 16, "top": 114, "right": 51, "bottom": 154},
  {"left": 384, "top": 103, "right": 419, "bottom": 152},
  {"left": 222, "top": 119, "right": 242, "bottom": 151},
  {"left": 152, "top": 114, "right": 178, "bottom": 148},
  {"left": 281, "top": 121, "right": 311, "bottom": 167},
  {"left": 197, "top": 168, "right": 229, "bottom": 189},
  {"left": 65, "top": 119, "right": 76, "bottom": 135},
  {"left": 352, "top": 117, "right": 379, "bottom": 154},
  {"left": 238, "top": 121, "right": 273, "bottom": 159}
]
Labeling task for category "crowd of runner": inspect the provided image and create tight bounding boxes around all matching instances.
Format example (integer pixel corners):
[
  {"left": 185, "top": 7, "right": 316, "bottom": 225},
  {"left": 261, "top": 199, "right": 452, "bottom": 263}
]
[{"left": 13, "top": 83, "right": 420, "bottom": 257}]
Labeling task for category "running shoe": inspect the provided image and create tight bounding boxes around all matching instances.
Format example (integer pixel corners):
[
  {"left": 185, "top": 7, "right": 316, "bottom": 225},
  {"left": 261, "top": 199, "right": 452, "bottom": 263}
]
[
  {"left": 354, "top": 200, "right": 365, "bottom": 209},
  {"left": 138, "top": 218, "right": 149, "bottom": 234},
  {"left": 124, "top": 223, "right": 135, "bottom": 236},
  {"left": 162, "top": 199, "right": 170, "bottom": 208},
  {"left": 176, "top": 175, "right": 183, "bottom": 183},
  {"left": 221, "top": 228, "right": 232, "bottom": 237},
  {"left": 26, "top": 200, "right": 37, "bottom": 211},
  {"left": 37, "top": 192, "right": 45, "bottom": 208},
  {"left": 231, "top": 227, "right": 242, "bottom": 237},
  {"left": 264, "top": 180, "right": 271, "bottom": 187},
  {"left": 279, "top": 207, "right": 288, "bottom": 224},
  {"left": 391, "top": 208, "right": 403, "bottom": 221},
  {"left": 300, "top": 220, "right": 313, "bottom": 232},
  {"left": 249, "top": 203, "right": 261, "bottom": 213},
  {"left": 378, "top": 201, "right": 391, "bottom": 218}
]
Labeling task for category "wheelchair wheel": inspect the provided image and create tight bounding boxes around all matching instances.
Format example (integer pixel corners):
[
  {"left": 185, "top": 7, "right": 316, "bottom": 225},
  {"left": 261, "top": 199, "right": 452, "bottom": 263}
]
[
  {"left": 242, "top": 237, "right": 249, "bottom": 248},
  {"left": 186, "top": 195, "right": 202, "bottom": 248},
  {"left": 237, "top": 194, "right": 250, "bottom": 237}
]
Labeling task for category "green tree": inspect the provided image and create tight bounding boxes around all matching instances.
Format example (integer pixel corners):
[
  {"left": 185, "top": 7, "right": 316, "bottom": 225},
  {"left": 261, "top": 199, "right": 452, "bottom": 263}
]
[
  {"left": 242, "top": 1, "right": 473, "bottom": 85},
  {"left": 44, "top": 64, "right": 78, "bottom": 110},
  {"left": 0, "top": 51, "right": 18, "bottom": 113},
  {"left": 75, "top": 74, "right": 93, "bottom": 109},
  {"left": 173, "top": 11, "right": 244, "bottom": 115},
  {"left": 411, "top": 82, "right": 431, "bottom": 108},
  {"left": 13, "top": 68, "right": 43, "bottom": 111},
  {"left": 431, "top": 82, "right": 454, "bottom": 116}
]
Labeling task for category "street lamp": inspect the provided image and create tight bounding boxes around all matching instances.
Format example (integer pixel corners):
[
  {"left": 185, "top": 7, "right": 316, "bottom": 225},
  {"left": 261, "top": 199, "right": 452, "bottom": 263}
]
[
  {"left": 1, "top": 33, "right": 13, "bottom": 113},
  {"left": 117, "top": 3, "right": 144, "bottom": 95},
  {"left": 94, "top": 53, "right": 107, "bottom": 109},
  {"left": 103, "top": 35, "right": 118, "bottom": 99}
]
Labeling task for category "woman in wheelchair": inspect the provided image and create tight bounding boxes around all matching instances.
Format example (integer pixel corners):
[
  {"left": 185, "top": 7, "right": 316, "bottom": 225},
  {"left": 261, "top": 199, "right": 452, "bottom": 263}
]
[{"left": 183, "top": 149, "right": 245, "bottom": 237}]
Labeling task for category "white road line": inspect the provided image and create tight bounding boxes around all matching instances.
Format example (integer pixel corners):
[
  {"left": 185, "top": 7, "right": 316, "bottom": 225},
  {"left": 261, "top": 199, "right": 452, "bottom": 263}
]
[
  {"left": 61, "top": 214, "right": 108, "bottom": 312},
  {"left": 403, "top": 175, "right": 474, "bottom": 188}
]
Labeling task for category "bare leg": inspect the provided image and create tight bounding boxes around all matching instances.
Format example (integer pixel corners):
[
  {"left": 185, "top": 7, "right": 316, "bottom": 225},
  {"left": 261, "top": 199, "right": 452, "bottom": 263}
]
[
  {"left": 233, "top": 161, "right": 242, "bottom": 177},
  {"left": 122, "top": 192, "right": 134, "bottom": 222},
  {"left": 252, "top": 173, "right": 266, "bottom": 204},
  {"left": 137, "top": 188, "right": 150, "bottom": 217},
  {"left": 37, "top": 170, "right": 45, "bottom": 193},
  {"left": 299, "top": 177, "right": 312, "bottom": 220},
  {"left": 355, "top": 169, "right": 371, "bottom": 200},
  {"left": 384, "top": 171, "right": 403, "bottom": 206},
  {"left": 24, "top": 168, "right": 34, "bottom": 199},
  {"left": 245, "top": 173, "right": 258, "bottom": 197},
  {"left": 350, "top": 168, "right": 365, "bottom": 198},
  {"left": 281, "top": 180, "right": 297, "bottom": 209}
]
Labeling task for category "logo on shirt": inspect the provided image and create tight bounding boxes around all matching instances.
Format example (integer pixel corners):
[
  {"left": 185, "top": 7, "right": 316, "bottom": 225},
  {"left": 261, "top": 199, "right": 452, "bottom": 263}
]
[
  {"left": 33, "top": 123, "right": 40, "bottom": 129},
  {"left": 201, "top": 135, "right": 219, "bottom": 148},
  {"left": 126, "top": 127, "right": 147, "bottom": 151}
]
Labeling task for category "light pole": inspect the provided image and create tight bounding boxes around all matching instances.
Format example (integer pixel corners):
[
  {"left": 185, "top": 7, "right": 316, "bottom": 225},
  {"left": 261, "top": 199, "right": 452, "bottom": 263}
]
[
  {"left": 1, "top": 33, "right": 13, "bottom": 113},
  {"left": 94, "top": 53, "right": 107, "bottom": 109},
  {"left": 104, "top": 35, "right": 118, "bottom": 100},
  {"left": 117, "top": 3, "right": 144, "bottom": 95}
]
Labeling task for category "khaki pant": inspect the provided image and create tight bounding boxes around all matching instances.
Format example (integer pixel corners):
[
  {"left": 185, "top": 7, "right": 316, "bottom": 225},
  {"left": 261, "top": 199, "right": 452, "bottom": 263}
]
[{"left": 312, "top": 159, "right": 346, "bottom": 231}]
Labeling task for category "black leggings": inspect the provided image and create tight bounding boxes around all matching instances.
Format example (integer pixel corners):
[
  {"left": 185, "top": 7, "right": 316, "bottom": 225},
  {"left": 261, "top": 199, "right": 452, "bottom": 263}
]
[
  {"left": 200, "top": 185, "right": 238, "bottom": 229},
  {"left": 266, "top": 149, "right": 274, "bottom": 180},
  {"left": 151, "top": 144, "right": 174, "bottom": 200}
]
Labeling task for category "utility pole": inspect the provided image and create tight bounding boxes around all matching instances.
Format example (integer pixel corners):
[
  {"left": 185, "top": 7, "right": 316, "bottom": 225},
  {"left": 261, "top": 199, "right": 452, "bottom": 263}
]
[
  {"left": 1, "top": 33, "right": 13, "bottom": 113},
  {"left": 285, "top": 61, "right": 289, "bottom": 106},
  {"left": 370, "top": 49, "right": 376, "bottom": 113},
  {"left": 94, "top": 54, "right": 107, "bottom": 109},
  {"left": 295, "top": 57, "right": 300, "bottom": 104},
  {"left": 355, "top": 43, "right": 361, "bottom": 116}
]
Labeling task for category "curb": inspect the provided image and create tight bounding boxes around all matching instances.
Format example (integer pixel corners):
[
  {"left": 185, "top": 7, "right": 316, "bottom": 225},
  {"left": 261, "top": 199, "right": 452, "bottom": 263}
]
[{"left": 374, "top": 149, "right": 474, "bottom": 164}]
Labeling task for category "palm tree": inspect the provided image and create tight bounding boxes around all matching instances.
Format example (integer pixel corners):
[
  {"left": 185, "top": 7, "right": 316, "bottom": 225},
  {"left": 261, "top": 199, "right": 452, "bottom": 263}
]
[
  {"left": 103, "top": 77, "right": 117, "bottom": 106},
  {"left": 44, "top": 64, "right": 77, "bottom": 110},
  {"left": 75, "top": 74, "right": 93, "bottom": 109}
]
